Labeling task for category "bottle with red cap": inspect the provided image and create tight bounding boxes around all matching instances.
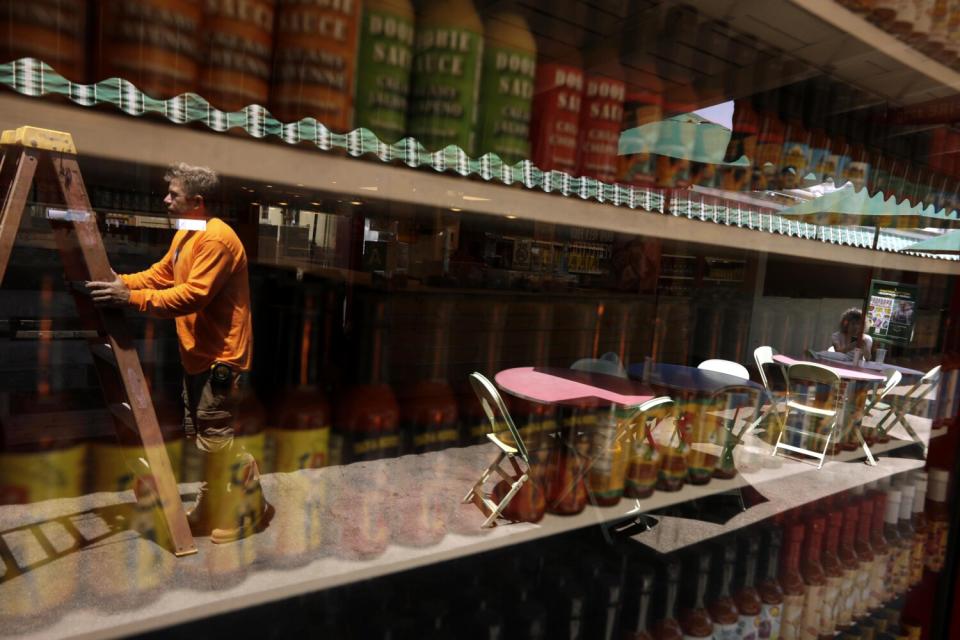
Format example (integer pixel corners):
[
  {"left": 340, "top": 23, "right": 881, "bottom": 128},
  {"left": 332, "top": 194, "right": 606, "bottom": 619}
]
[
  {"left": 616, "top": 58, "right": 663, "bottom": 190},
  {"left": 576, "top": 44, "right": 626, "bottom": 183},
  {"left": 819, "top": 507, "right": 844, "bottom": 639},
  {"left": 735, "top": 533, "right": 764, "bottom": 640},
  {"left": 895, "top": 482, "right": 917, "bottom": 595},
  {"left": 853, "top": 488, "right": 876, "bottom": 620},
  {"left": 800, "top": 516, "right": 827, "bottom": 640},
  {"left": 836, "top": 500, "right": 861, "bottom": 630},
  {"left": 779, "top": 522, "right": 806, "bottom": 640},
  {"left": 925, "top": 468, "right": 950, "bottom": 574},
  {"left": 653, "top": 560, "right": 685, "bottom": 640},
  {"left": 679, "top": 550, "right": 715, "bottom": 640},
  {"left": 883, "top": 489, "right": 905, "bottom": 600},
  {"left": 755, "top": 526, "right": 785, "bottom": 640},
  {"left": 909, "top": 471, "right": 929, "bottom": 586},
  {"left": 868, "top": 484, "right": 890, "bottom": 611},
  {"left": 709, "top": 541, "right": 740, "bottom": 640},
  {"left": 530, "top": 46, "right": 584, "bottom": 174}
]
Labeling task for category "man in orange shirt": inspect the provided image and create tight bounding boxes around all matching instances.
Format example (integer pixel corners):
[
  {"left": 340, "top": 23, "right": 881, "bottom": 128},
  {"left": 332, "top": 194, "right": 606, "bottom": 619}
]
[{"left": 87, "top": 162, "right": 271, "bottom": 543}]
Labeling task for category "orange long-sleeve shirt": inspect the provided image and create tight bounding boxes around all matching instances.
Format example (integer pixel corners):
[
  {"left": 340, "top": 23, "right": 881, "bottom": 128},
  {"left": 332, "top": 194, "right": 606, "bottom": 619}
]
[{"left": 121, "top": 218, "right": 253, "bottom": 374}]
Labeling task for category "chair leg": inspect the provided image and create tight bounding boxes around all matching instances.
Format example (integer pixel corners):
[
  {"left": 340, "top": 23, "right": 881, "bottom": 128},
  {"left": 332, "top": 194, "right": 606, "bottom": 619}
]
[
  {"left": 893, "top": 411, "right": 928, "bottom": 454},
  {"left": 851, "top": 426, "right": 876, "bottom": 466},
  {"left": 482, "top": 473, "right": 528, "bottom": 528},
  {"left": 463, "top": 452, "right": 506, "bottom": 503},
  {"left": 816, "top": 429, "right": 832, "bottom": 469}
]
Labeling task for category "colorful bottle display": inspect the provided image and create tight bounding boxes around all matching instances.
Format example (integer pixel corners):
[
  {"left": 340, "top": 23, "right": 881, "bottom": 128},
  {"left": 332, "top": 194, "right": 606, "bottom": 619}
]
[
  {"left": 407, "top": 0, "right": 484, "bottom": 154},
  {"left": 476, "top": 11, "right": 536, "bottom": 164},
  {"left": 354, "top": 0, "right": 416, "bottom": 142}
]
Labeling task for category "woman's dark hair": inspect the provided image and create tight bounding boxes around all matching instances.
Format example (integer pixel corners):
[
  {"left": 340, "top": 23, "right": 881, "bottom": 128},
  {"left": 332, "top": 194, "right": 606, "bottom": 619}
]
[{"left": 840, "top": 307, "right": 863, "bottom": 329}]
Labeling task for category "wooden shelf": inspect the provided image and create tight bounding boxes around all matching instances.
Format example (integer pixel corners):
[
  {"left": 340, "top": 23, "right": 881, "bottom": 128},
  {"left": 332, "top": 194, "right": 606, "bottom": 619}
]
[
  {"left": 0, "top": 410, "right": 941, "bottom": 639},
  {"left": 0, "top": 93, "right": 956, "bottom": 276}
]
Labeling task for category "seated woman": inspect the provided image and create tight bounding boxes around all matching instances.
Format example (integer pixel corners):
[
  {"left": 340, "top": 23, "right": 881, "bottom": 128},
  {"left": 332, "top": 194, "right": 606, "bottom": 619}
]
[{"left": 831, "top": 307, "right": 873, "bottom": 361}]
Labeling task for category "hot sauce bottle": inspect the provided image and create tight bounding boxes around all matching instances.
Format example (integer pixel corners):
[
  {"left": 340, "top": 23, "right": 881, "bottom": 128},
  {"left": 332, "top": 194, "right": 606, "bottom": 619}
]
[
  {"left": 837, "top": 502, "right": 861, "bottom": 630},
  {"left": 800, "top": 517, "right": 827, "bottom": 640},
  {"left": 617, "top": 59, "right": 663, "bottom": 190},
  {"left": 868, "top": 490, "right": 890, "bottom": 612},
  {"left": 679, "top": 551, "right": 715, "bottom": 639},
  {"left": 576, "top": 45, "right": 626, "bottom": 183},
  {"left": 909, "top": 472, "right": 928, "bottom": 586},
  {"left": 820, "top": 509, "right": 844, "bottom": 639},
  {"left": 779, "top": 522, "right": 806, "bottom": 640},
  {"left": 623, "top": 565, "right": 656, "bottom": 640},
  {"left": 530, "top": 51, "right": 584, "bottom": 174},
  {"left": 883, "top": 489, "right": 904, "bottom": 600},
  {"left": 709, "top": 541, "right": 740, "bottom": 640},
  {"left": 925, "top": 469, "right": 950, "bottom": 575},
  {"left": 735, "top": 534, "right": 763, "bottom": 640},
  {"left": 757, "top": 527, "right": 785, "bottom": 640},
  {"left": 653, "top": 561, "right": 684, "bottom": 640},
  {"left": 853, "top": 492, "right": 876, "bottom": 620},
  {"left": 896, "top": 483, "right": 917, "bottom": 595}
]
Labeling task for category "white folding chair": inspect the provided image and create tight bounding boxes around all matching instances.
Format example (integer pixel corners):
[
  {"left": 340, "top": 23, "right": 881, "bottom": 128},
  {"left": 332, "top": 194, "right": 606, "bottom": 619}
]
[
  {"left": 462, "top": 372, "right": 531, "bottom": 528},
  {"left": 752, "top": 346, "right": 788, "bottom": 436},
  {"left": 698, "top": 359, "right": 762, "bottom": 468},
  {"left": 698, "top": 359, "right": 750, "bottom": 380},
  {"left": 872, "top": 365, "right": 940, "bottom": 454},
  {"left": 774, "top": 362, "right": 844, "bottom": 469}
]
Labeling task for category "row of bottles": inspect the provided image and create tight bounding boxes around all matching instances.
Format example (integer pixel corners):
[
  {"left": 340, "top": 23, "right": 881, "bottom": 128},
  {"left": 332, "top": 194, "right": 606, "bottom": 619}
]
[
  {"left": 140, "top": 466, "right": 951, "bottom": 639},
  {"left": 6, "top": 2, "right": 960, "bottom": 205},
  {"left": 839, "top": 0, "right": 960, "bottom": 67}
]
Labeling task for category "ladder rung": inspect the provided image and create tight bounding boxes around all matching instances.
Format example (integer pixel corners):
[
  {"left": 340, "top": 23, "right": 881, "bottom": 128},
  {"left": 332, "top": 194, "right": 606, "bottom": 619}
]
[
  {"left": 108, "top": 402, "right": 137, "bottom": 432},
  {"left": 89, "top": 342, "right": 117, "bottom": 366}
]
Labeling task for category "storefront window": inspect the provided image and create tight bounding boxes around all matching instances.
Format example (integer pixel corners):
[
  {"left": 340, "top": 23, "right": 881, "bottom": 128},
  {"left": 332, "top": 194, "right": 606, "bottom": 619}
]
[{"left": 0, "top": 1, "right": 959, "bottom": 638}]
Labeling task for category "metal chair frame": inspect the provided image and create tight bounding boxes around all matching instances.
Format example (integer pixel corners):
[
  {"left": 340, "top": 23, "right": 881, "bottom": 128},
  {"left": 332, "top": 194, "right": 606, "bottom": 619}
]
[
  {"left": 774, "top": 362, "right": 844, "bottom": 469},
  {"left": 462, "top": 372, "right": 531, "bottom": 528},
  {"left": 870, "top": 365, "right": 940, "bottom": 455}
]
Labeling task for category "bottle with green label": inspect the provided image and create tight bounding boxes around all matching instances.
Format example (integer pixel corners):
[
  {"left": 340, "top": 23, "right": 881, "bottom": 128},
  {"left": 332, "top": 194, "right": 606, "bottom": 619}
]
[
  {"left": 476, "top": 11, "right": 536, "bottom": 165},
  {"left": 355, "top": 0, "right": 416, "bottom": 143},
  {"left": 407, "top": 0, "right": 484, "bottom": 154}
]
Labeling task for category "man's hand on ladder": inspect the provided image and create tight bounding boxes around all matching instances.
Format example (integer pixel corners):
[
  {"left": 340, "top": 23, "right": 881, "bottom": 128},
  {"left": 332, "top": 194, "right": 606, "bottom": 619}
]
[{"left": 86, "top": 270, "right": 131, "bottom": 307}]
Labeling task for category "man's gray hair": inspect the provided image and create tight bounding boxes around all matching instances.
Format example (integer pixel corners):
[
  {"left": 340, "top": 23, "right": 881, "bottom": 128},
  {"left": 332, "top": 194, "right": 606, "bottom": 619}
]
[{"left": 165, "top": 162, "right": 219, "bottom": 202}]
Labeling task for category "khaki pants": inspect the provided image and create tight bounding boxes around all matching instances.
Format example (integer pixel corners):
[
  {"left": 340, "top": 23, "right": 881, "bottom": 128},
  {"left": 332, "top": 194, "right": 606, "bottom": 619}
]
[{"left": 182, "top": 368, "right": 244, "bottom": 454}]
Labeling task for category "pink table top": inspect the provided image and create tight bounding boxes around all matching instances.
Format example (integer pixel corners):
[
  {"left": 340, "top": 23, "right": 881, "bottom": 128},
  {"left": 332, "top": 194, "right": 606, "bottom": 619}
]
[
  {"left": 495, "top": 367, "right": 657, "bottom": 407},
  {"left": 772, "top": 354, "right": 886, "bottom": 382}
]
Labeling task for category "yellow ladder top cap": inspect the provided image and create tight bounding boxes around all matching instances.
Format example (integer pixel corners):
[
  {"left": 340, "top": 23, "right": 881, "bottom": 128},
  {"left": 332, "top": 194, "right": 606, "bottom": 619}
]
[{"left": 0, "top": 126, "right": 77, "bottom": 154}]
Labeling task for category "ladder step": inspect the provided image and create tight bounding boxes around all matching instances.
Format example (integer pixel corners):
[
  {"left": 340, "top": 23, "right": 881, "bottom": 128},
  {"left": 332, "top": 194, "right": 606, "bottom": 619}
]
[
  {"left": 89, "top": 342, "right": 117, "bottom": 366},
  {"left": 107, "top": 402, "right": 137, "bottom": 432}
]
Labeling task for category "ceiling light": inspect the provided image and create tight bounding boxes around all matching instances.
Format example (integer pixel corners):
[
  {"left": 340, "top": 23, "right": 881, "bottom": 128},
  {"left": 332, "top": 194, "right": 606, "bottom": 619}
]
[
  {"left": 310, "top": 201, "right": 322, "bottom": 206},
  {"left": 360, "top": 186, "right": 379, "bottom": 191},
  {"left": 350, "top": 201, "right": 363, "bottom": 205},
  {"left": 462, "top": 195, "right": 491, "bottom": 202},
  {"left": 450, "top": 207, "right": 462, "bottom": 212},
  {"left": 505, "top": 215, "right": 517, "bottom": 219},
  {"left": 278, "top": 201, "right": 288, "bottom": 206}
]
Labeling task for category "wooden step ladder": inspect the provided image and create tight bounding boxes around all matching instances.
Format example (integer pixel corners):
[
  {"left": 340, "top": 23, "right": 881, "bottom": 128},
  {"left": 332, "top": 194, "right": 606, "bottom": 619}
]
[{"left": 0, "top": 126, "right": 197, "bottom": 557}]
